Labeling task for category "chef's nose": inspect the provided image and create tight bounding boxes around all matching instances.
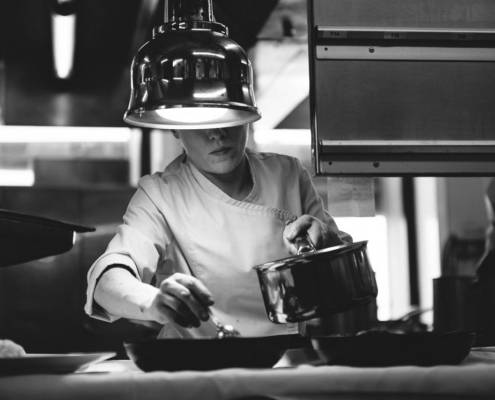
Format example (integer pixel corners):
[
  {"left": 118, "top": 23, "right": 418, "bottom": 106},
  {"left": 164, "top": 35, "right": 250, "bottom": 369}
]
[{"left": 206, "top": 128, "right": 227, "bottom": 140}]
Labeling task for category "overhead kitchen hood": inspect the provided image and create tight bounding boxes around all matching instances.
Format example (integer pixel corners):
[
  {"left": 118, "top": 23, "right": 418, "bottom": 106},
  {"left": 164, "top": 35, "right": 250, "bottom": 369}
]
[{"left": 308, "top": 0, "right": 495, "bottom": 176}]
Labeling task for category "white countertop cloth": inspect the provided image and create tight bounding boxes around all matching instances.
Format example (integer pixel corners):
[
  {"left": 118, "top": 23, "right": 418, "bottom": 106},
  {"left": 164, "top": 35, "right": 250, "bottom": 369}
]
[{"left": 2, "top": 350, "right": 495, "bottom": 400}]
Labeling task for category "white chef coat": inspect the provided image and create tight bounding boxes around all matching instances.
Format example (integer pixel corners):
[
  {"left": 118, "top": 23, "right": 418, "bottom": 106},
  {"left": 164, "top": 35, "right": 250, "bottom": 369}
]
[{"left": 85, "top": 149, "right": 346, "bottom": 338}]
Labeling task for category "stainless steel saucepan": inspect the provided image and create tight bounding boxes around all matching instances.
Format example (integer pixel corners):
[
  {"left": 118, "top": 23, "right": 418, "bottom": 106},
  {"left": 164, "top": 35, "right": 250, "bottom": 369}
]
[{"left": 253, "top": 239, "right": 378, "bottom": 324}]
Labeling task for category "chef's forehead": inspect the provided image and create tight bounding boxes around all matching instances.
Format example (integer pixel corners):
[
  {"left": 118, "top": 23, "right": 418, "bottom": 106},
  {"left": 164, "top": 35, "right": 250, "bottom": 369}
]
[{"left": 172, "top": 125, "right": 248, "bottom": 135}]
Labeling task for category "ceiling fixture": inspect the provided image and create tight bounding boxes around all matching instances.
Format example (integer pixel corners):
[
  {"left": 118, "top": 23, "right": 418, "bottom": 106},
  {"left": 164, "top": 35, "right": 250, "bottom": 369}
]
[
  {"left": 51, "top": 0, "right": 77, "bottom": 80},
  {"left": 124, "top": 0, "right": 261, "bottom": 130}
]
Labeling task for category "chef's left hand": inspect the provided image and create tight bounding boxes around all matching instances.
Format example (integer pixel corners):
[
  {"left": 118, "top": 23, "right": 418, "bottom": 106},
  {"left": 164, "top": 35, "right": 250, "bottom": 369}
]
[{"left": 283, "top": 215, "right": 343, "bottom": 255}]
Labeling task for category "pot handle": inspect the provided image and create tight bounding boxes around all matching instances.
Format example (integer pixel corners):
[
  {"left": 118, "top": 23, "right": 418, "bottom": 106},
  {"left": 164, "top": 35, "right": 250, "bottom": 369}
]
[
  {"left": 294, "top": 235, "right": 316, "bottom": 255},
  {"left": 285, "top": 216, "right": 317, "bottom": 255}
]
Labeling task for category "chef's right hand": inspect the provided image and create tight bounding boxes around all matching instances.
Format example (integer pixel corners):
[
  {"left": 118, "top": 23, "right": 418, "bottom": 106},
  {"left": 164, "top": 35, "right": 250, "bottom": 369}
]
[{"left": 146, "top": 273, "right": 214, "bottom": 328}]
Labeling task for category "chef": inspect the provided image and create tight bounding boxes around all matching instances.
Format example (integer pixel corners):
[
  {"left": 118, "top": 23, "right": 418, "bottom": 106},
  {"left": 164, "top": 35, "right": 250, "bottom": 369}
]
[{"left": 85, "top": 124, "right": 349, "bottom": 338}]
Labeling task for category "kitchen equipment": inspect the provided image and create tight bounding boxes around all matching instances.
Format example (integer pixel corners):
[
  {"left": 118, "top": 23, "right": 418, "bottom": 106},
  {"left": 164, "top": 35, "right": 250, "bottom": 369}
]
[
  {"left": 0, "top": 209, "right": 94, "bottom": 267},
  {"left": 124, "top": 0, "right": 261, "bottom": 130},
  {"left": 254, "top": 240, "right": 377, "bottom": 324},
  {"left": 433, "top": 276, "right": 477, "bottom": 333},
  {"left": 475, "top": 249, "right": 495, "bottom": 345},
  {"left": 474, "top": 180, "right": 495, "bottom": 346},
  {"left": 298, "top": 301, "right": 378, "bottom": 337},
  {"left": 311, "top": 330, "right": 475, "bottom": 366},
  {"left": 308, "top": 0, "right": 495, "bottom": 176},
  {"left": 124, "top": 334, "right": 309, "bottom": 371},
  {"left": 209, "top": 310, "right": 240, "bottom": 339}
]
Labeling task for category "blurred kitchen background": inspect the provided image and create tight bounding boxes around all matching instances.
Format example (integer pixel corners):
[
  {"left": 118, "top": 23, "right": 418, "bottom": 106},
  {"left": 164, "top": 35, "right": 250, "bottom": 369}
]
[{"left": 0, "top": 0, "right": 494, "bottom": 353}]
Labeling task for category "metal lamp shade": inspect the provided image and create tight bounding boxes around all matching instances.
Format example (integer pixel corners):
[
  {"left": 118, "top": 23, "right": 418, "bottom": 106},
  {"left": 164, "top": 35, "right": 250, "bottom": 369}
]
[{"left": 124, "top": 22, "right": 261, "bottom": 129}]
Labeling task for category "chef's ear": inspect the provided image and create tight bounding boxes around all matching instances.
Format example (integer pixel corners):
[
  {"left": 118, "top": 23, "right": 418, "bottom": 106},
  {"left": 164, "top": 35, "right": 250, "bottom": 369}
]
[{"left": 171, "top": 130, "right": 179, "bottom": 139}]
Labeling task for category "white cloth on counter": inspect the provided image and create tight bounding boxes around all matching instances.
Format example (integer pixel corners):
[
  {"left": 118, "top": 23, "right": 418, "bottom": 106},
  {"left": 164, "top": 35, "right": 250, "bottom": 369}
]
[
  {"left": 85, "top": 149, "right": 347, "bottom": 338},
  {"left": 2, "top": 350, "right": 495, "bottom": 400}
]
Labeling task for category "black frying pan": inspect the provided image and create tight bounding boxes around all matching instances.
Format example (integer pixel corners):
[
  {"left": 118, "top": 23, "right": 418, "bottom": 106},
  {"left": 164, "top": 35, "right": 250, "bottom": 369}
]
[
  {"left": 311, "top": 330, "right": 476, "bottom": 366},
  {"left": 124, "top": 334, "right": 310, "bottom": 371}
]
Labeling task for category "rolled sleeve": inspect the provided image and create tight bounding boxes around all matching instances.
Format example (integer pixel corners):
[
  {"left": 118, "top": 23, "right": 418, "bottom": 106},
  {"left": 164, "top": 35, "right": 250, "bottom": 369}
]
[
  {"left": 85, "top": 175, "right": 171, "bottom": 321},
  {"left": 85, "top": 253, "right": 140, "bottom": 321}
]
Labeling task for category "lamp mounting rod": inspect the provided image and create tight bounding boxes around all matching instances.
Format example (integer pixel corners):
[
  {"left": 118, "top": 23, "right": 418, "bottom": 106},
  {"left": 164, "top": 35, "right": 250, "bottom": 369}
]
[{"left": 163, "top": 0, "right": 214, "bottom": 23}]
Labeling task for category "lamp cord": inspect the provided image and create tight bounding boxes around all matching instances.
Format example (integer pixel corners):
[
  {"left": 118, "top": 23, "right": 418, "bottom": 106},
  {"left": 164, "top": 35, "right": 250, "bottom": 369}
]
[{"left": 163, "top": 0, "right": 214, "bottom": 23}]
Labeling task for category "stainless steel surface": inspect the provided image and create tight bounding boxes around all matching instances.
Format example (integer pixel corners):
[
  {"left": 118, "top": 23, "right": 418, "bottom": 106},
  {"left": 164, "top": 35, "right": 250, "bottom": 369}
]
[
  {"left": 308, "top": 0, "right": 495, "bottom": 176},
  {"left": 293, "top": 235, "right": 316, "bottom": 255},
  {"left": 316, "top": 27, "right": 495, "bottom": 61},
  {"left": 254, "top": 241, "right": 378, "bottom": 324},
  {"left": 317, "top": 142, "right": 495, "bottom": 177},
  {"left": 311, "top": 58, "right": 495, "bottom": 141},
  {"left": 124, "top": 0, "right": 261, "bottom": 129},
  {"left": 317, "top": 46, "right": 495, "bottom": 61},
  {"left": 317, "top": 160, "right": 495, "bottom": 176},
  {"left": 312, "top": 0, "right": 495, "bottom": 27}
]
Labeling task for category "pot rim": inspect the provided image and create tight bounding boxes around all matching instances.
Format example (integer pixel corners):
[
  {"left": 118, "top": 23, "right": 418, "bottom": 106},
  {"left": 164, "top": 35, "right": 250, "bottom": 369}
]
[{"left": 253, "top": 240, "right": 368, "bottom": 273}]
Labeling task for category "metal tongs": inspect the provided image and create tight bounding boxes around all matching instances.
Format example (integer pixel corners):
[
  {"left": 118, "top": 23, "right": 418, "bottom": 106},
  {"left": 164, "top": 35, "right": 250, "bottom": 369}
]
[{"left": 209, "top": 310, "right": 240, "bottom": 339}]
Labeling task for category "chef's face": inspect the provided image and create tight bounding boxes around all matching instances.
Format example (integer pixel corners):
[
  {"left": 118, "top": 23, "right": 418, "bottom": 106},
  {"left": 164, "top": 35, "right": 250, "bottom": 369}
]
[{"left": 173, "top": 125, "right": 249, "bottom": 175}]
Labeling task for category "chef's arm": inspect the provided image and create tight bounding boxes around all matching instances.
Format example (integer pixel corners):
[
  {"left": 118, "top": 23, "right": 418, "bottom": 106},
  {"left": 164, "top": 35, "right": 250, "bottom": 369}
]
[
  {"left": 94, "top": 267, "right": 213, "bottom": 328},
  {"left": 94, "top": 266, "right": 159, "bottom": 322}
]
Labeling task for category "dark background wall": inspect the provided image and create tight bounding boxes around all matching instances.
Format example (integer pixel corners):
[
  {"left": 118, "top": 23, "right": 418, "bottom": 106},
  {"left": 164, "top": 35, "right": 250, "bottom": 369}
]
[
  {"left": 0, "top": 186, "right": 147, "bottom": 355},
  {"left": 0, "top": 0, "right": 278, "bottom": 127}
]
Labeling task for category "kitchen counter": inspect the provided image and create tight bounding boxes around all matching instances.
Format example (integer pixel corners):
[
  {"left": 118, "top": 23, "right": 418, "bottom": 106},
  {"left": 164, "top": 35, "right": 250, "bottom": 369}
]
[{"left": 1, "top": 349, "right": 495, "bottom": 400}]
